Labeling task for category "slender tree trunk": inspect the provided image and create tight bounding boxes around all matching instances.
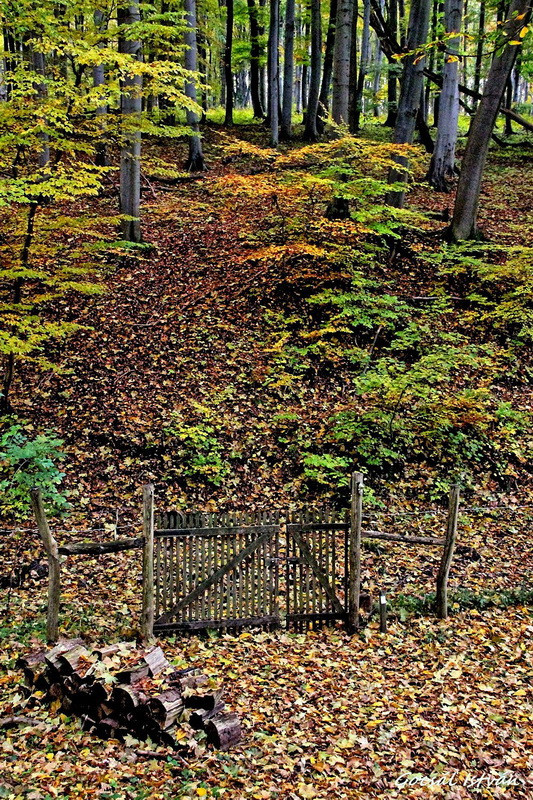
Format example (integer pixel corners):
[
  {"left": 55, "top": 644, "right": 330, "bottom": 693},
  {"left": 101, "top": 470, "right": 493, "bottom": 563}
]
[
  {"left": 259, "top": 0, "right": 268, "bottom": 111},
  {"left": 304, "top": 0, "right": 322, "bottom": 139},
  {"left": 372, "top": 35, "right": 383, "bottom": 116},
  {"left": 281, "top": 0, "right": 295, "bottom": 137},
  {"left": 118, "top": 0, "right": 142, "bottom": 242},
  {"left": 318, "top": 0, "right": 338, "bottom": 130},
  {"left": 301, "top": 20, "right": 310, "bottom": 118},
  {"left": 247, "top": 0, "right": 265, "bottom": 117},
  {"left": 384, "top": 0, "right": 398, "bottom": 126},
  {"left": 348, "top": 0, "right": 358, "bottom": 131},
  {"left": 427, "top": 0, "right": 463, "bottom": 190},
  {"left": 354, "top": 0, "right": 371, "bottom": 130},
  {"left": 386, "top": 0, "right": 431, "bottom": 207},
  {"left": 268, "top": 0, "right": 280, "bottom": 144},
  {"left": 197, "top": 30, "right": 208, "bottom": 121},
  {"left": 224, "top": 0, "right": 234, "bottom": 124},
  {"left": 184, "top": 0, "right": 205, "bottom": 170},
  {"left": 332, "top": 0, "right": 353, "bottom": 124},
  {"left": 2, "top": 202, "right": 38, "bottom": 411},
  {"left": 32, "top": 48, "right": 50, "bottom": 168},
  {"left": 449, "top": 0, "right": 532, "bottom": 240},
  {"left": 93, "top": 10, "right": 108, "bottom": 167},
  {"left": 472, "top": 0, "right": 485, "bottom": 111}
]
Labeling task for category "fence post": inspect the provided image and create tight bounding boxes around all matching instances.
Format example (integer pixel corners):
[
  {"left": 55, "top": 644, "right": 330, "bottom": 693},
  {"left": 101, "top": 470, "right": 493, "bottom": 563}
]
[
  {"left": 436, "top": 483, "right": 461, "bottom": 619},
  {"left": 30, "top": 488, "right": 60, "bottom": 643},
  {"left": 379, "top": 590, "right": 388, "bottom": 633},
  {"left": 348, "top": 472, "right": 364, "bottom": 632},
  {"left": 141, "top": 484, "right": 155, "bottom": 641}
]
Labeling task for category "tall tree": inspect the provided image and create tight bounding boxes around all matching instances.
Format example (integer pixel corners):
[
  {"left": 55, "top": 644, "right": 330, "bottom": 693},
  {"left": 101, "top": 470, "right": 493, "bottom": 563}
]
[
  {"left": 268, "top": 0, "right": 280, "bottom": 144},
  {"left": 386, "top": 0, "right": 431, "bottom": 207},
  {"left": 353, "top": 0, "right": 371, "bottom": 130},
  {"left": 224, "top": 0, "right": 234, "bottom": 124},
  {"left": 318, "top": 0, "right": 338, "bottom": 129},
  {"left": 449, "top": 0, "right": 532, "bottom": 240},
  {"left": 118, "top": 0, "right": 142, "bottom": 243},
  {"left": 184, "top": 0, "right": 205, "bottom": 171},
  {"left": 281, "top": 0, "right": 296, "bottom": 138},
  {"left": 247, "top": 0, "right": 265, "bottom": 117},
  {"left": 304, "top": 0, "right": 322, "bottom": 139},
  {"left": 93, "top": 9, "right": 108, "bottom": 168},
  {"left": 427, "top": 0, "right": 463, "bottom": 190},
  {"left": 332, "top": 0, "right": 353, "bottom": 124}
]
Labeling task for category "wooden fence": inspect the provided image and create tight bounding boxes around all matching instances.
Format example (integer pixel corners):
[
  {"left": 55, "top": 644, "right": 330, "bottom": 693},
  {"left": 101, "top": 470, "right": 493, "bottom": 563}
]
[{"left": 31, "top": 475, "right": 460, "bottom": 643}]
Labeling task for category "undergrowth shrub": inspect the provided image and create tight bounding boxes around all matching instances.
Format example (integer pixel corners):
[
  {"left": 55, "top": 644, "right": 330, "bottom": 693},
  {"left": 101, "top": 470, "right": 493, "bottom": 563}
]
[{"left": 0, "top": 421, "right": 69, "bottom": 518}]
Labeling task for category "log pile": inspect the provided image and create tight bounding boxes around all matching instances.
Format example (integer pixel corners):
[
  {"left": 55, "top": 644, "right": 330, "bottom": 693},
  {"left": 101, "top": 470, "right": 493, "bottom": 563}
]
[{"left": 17, "top": 639, "right": 241, "bottom": 751}]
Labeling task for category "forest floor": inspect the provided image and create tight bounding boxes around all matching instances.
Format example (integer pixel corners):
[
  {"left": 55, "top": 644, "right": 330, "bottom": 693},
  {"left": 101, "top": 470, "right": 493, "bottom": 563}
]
[{"left": 1, "top": 121, "right": 532, "bottom": 798}]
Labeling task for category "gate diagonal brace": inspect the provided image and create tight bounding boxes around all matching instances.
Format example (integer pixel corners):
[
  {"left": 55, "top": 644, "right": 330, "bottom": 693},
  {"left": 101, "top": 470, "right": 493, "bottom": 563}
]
[
  {"left": 155, "top": 527, "right": 277, "bottom": 625},
  {"left": 287, "top": 527, "right": 345, "bottom": 615}
]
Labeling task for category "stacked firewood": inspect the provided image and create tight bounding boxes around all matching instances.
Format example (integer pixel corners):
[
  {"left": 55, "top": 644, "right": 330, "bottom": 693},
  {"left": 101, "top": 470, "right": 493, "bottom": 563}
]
[{"left": 17, "top": 639, "right": 241, "bottom": 751}]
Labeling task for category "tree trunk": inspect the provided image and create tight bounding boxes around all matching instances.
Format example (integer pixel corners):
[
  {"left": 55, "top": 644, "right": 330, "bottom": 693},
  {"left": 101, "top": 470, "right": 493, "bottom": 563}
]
[
  {"left": 247, "top": 0, "right": 265, "bottom": 117},
  {"left": 32, "top": 48, "right": 50, "bottom": 168},
  {"left": 268, "top": 0, "right": 280, "bottom": 144},
  {"left": 348, "top": 0, "right": 358, "bottom": 131},
  {"left": 449, "top": 0, "right": 532, "bottom": 240},
  {"left": 384, "top": 0, "right": 398, "bottom": 126},
  {"left": 372, "top": 35, "right": 383, "bottom": 116},
  {"left": 472, "top": 0, "right": 485, "bottom": 111},
  {"left": 386, "top": 0, "right": 431, "bottom": 207},
  {"left": 118, "top": 0, "right": 142, "bottom": 242},
  {"left": 318, "top": 0, "right": 338, "bottom": 130},
  {"left": 332, "top": 0, "right": 353, "bottom": 124},
  {"left": 353, "top": 0, "right": 371, "bottom": 130},
  {"left": 427, "top": 0, "right": 463, "bottom": 191},
  {"left": 93, "top": 10, "right": 108, "bottom": 167},
  {"left": 184, "top": 0, "right": 205, "bottom": 171},
  {"left": 280, "top": 0, "right": 295, "bottom": 137},
  {"left": 224, "top": 0, "right": 234, "bottom": 125},
  {"left": 301, "top": 21, "right": 310, "bottom": 118},
  {"left": 304, "top": 0, "right": 322, "bottom": 140}
]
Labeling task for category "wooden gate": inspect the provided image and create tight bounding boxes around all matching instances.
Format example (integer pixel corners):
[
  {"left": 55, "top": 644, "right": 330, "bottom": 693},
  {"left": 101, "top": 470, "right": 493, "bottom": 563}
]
[{"left": 152, "top": 510, "right": 350, "bottom": 634}]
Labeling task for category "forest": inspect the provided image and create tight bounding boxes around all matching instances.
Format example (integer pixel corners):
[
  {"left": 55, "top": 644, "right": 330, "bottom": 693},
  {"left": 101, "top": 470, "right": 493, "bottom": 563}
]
[{"left": 0, "top": 0, "right": 532, "bottom": 797}]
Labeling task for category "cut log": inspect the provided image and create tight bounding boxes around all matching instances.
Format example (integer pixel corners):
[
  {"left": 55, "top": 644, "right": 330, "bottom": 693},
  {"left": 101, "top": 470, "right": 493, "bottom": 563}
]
[
  {"left": 143, "top": 646, "right": 171, "bottom": 677},
  {"left": 16, "top": 649, "right": 47, "bottom": 686},
  {"left": 94, "top": 644, "right": 122, "bottom": 660},
  {"left": 111, "top": 684, "right": 148, "bottom": 717},
  {"left": 205, "top": 713, "right": 242, "bottom": 750},
  {"left": 57, "top": 644, "right": 91, "bottom": 675},
  {"left": 175, "top": 673, "right": 209, "bottom": 692},
  {"left": 183, "top": 689, "right": 223, "bottom": 712},
  {"left": 96, "top": 718, "right": 125, "bottom": 741},
  {"left": 189, "top": 702, "right": 226, "bottom": 731},
  {"left": 45, "top": 639, "right": 84, "bottom": 675},
  {"left": 147, "top": 689, "right": 184, "bottom": 729}
]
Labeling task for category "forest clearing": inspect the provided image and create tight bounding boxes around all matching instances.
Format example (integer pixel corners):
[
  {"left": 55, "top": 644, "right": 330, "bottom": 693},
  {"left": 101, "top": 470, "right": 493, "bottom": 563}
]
[{"left": 1, "top": 0, "right": 532, "bottom": 797}]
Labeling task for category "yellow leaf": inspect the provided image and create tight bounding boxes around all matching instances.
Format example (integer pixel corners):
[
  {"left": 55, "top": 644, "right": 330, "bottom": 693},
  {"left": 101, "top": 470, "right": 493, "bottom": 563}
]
[
  {"left": 196, "top": 789, "right": 207, "bottom": 797},
  {"left": 509, "top": 40, "right": 522, "bottom": 44},
  {"left": 519, "top": 26, "right": 528, "bottom": 37},
  {"left": 297, "top": 784, "right": 317, "bottom": 799}
]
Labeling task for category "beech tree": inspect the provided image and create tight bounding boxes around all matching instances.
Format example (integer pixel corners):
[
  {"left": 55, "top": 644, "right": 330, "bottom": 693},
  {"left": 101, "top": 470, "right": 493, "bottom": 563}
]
[
  {"left": 386, "top": 0, "right": 432, "bottom": 207},
  {"left": 304, "top": 0, "right": 322, "bottom": 140},
  {"left": 118, "top": 0, "right": 142, "bottom": 243},
  {"left": 427, "top": 0, "right": 463, "bottom": 191},
  {"left": 184, "top": 0, "right": 206, "bottom": 171},
  {"left": 449, "top": 0, "right": 532, "bottom": 240},
  {"left": 331, "top": 0, "right": 353, "bottom": 124}
]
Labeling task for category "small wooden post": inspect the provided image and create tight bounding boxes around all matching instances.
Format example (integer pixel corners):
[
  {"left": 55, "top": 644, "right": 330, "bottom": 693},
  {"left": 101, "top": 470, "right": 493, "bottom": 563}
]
[
  {"left": 141, "top": 484, "right": 155, "bottom": 642},
  {"left": 379, "top": 591, "right": 387, "bottom": 633},
  {"left": 436, "top": 483, "right": 461, "bottom": 619},
  {"left": 348, "top": 472, "right": 363, "bottom": 632},
  {"left": 30, "top": 488, "right": 60, "bottom": 643}
]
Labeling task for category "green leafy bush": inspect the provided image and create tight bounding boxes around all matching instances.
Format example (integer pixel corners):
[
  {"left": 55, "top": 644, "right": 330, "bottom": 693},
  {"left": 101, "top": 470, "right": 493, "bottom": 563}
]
[{"left": 0, "top": 423, "right": 69, "bottom": 518}]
